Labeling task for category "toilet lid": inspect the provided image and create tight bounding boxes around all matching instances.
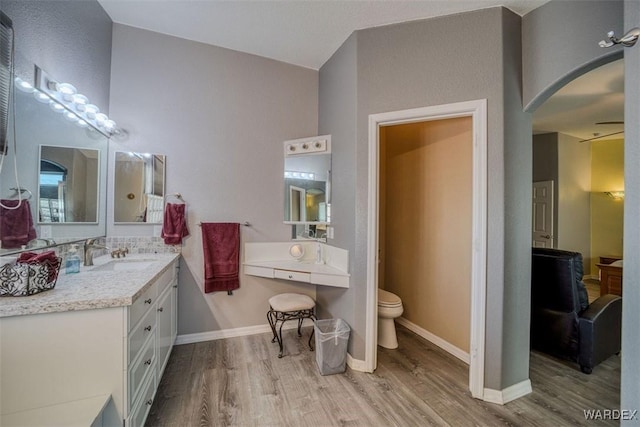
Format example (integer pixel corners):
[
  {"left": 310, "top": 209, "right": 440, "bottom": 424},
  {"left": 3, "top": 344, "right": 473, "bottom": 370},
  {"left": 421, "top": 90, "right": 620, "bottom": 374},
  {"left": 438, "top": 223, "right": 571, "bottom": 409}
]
[{"left": 378, "top": 288, "right": 402, "bottom": 307}]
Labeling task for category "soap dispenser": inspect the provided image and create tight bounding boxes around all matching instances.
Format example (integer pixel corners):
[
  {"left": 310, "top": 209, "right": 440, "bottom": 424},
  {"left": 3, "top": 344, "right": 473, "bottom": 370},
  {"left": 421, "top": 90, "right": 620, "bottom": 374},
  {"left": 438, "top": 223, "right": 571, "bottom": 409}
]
[{"left": 65, "top": 244, "right": 81, "bottom": 274}]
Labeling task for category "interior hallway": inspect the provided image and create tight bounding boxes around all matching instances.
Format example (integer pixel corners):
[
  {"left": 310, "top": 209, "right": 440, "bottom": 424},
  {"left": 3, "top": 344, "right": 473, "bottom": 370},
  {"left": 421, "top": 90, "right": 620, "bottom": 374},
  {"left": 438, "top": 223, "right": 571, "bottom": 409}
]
[{"left": 147, "top": 325, "right": 620, "bottom": 426}]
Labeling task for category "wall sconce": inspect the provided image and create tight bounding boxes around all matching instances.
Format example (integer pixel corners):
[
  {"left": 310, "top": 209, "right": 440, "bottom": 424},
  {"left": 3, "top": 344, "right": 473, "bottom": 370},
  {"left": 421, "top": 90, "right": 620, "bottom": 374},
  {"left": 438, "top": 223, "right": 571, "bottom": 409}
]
[
  {"left": 605, "top": 191, "right": 625, "bottom": 200},
  {"left": 16, "top": 65, "right": 120, "bottom": 138}
]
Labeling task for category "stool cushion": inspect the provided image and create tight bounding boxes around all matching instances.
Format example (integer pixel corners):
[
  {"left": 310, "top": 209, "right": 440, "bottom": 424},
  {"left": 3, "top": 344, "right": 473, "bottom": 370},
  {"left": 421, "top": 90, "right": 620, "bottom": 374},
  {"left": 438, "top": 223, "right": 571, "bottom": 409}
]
[{"left": 269, "top": 293, "right": 315, "bottom": 312}]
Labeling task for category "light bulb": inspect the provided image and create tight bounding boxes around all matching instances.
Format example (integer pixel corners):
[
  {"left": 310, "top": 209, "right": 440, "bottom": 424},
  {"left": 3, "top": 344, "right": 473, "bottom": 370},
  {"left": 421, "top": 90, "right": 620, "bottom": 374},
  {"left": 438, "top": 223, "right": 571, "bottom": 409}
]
[
  {"left": 103, "top": 120, "right": 117, "bottom": 133},
  {"left": 77, "top": 119, "right": 88, "bottom": 128},
  {"left": 84, "top": 104, "right": 99, "bottom": 119},
  {"left": 73, "top": 94, "right": 89, "bottom": 111},
  {"left": 33, "top": 91, "right": 51, "bottom": 103},
  {"left": 49, "top": 101, "right": 65, "bottom": 113},
  {"left": 55, "top": 82, "right": 77, "bottom": 101},
  {"left": 64, "top": 111, "right": 78, "bottom": 122},
  {"left": 95, "top": 113, "right": 108, "bottom": 125},
  {"left": 15, "top": 78, "right": 34, "bottom": 93}
]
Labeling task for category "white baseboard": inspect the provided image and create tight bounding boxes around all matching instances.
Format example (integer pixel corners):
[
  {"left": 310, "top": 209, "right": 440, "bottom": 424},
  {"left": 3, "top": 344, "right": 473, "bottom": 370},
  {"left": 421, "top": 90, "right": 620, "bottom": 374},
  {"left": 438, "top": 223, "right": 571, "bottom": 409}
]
[
  {"left": 396, "top": 317, "right": 470, "bottom": 364},
  {"left": 175, "top": 320, "right": 309, "bottom": 345},
  {"left": 346, "top": 353, "right": 369, "bottom": 372},
  {"left": 483, "top": 379, "right": 532, "bottom": 405}
]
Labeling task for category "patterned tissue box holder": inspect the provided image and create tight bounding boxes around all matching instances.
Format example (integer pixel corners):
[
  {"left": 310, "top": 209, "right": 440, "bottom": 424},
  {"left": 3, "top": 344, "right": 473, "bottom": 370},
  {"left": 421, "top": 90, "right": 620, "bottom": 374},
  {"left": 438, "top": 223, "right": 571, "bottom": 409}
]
[{"left": 0, "top": 257, "right": 62, "bottom": 297}]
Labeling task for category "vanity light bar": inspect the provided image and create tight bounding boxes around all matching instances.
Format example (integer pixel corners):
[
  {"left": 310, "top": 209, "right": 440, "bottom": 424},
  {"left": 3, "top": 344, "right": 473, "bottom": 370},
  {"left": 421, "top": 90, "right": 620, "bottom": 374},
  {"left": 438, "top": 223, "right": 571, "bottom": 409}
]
[
  {"left": 284, "top": 171, "right": 315, "bottom": 180},
  {"left": 28, "top": 66, "right": 118, "bottom": 138},
  {"left": 285, "top": 138, "right": 327, "bottom": 156}
]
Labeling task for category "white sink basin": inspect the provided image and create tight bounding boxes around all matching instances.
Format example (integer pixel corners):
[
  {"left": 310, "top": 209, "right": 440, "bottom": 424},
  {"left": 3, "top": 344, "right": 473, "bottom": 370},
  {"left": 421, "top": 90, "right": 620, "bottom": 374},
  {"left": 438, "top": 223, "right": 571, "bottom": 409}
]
[{"left": 90, "top": 259, "right": 157, "bottom": 272}]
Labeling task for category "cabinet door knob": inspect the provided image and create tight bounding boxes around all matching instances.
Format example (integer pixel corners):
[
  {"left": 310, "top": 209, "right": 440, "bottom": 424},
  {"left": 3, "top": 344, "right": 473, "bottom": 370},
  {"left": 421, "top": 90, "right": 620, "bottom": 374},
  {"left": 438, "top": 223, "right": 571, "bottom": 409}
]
[
  {"left": 144, "top": 298, "right": 152, "bottom": 304},
  {"left": 144, "top": 358, "right": 152, "bottom": 365},
  {"left": 158, "top": 307, "right": 164, "bottom": 312},
  {"left": 144, "top": 325, "right": 152, "bottom": 332},
  {"left": 288, "top": 275, "right": 293, "bottom": 279},
  {"left": 146, "top": 399, "right": 153, "bottom": 406}
]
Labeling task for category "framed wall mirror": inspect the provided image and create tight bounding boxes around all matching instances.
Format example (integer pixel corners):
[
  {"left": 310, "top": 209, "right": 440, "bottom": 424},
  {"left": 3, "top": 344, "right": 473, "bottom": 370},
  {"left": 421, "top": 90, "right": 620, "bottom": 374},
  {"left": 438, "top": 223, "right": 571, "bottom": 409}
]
[
  {"left": 38, "top": 146, "right": 99, "bottom": 223},
  {"left": 283, "top": 135, "right": 331, "bottom": 227},
  {"left": 114, "top": 152, "right": 166, "bottom": 223}
]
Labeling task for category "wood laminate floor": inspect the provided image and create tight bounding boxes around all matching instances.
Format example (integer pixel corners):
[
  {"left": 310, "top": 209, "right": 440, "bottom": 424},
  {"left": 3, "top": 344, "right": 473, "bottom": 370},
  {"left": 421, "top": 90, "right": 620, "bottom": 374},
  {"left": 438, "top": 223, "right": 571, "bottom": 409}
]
[{"left": 147, "top": 325, "right": 620, "bottom": 426}]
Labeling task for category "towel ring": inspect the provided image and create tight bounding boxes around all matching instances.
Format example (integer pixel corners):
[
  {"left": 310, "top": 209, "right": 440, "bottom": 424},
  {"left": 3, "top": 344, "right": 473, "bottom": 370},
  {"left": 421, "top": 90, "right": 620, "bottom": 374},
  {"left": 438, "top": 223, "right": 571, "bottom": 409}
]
[{"left": 9, "top": 187, "right": 33, "bottom": 200}]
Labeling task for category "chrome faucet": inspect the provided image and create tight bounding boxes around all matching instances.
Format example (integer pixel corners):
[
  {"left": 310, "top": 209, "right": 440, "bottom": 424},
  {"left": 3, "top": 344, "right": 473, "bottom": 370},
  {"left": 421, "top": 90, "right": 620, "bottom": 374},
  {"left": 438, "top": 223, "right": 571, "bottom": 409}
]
[{"left": 84, "top": 238, "right": 110, "bottom": 266}]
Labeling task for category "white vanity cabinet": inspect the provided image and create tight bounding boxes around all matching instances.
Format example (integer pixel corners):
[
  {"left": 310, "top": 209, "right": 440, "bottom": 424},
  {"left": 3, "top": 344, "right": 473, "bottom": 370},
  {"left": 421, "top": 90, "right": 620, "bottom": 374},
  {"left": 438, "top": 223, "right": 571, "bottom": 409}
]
[
  {"left": 126, "top": 261, "right": 178, "bottom": 427},
  {"left": 0, "top": 256, "right": 179, "bottom": 427}
]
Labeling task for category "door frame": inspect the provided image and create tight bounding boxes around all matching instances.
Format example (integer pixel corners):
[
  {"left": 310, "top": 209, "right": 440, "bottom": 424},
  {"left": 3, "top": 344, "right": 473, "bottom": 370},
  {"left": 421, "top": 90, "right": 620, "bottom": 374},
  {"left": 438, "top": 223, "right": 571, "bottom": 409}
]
[{"left": 366, "top": 99, "right": 487, "bottom": 399}]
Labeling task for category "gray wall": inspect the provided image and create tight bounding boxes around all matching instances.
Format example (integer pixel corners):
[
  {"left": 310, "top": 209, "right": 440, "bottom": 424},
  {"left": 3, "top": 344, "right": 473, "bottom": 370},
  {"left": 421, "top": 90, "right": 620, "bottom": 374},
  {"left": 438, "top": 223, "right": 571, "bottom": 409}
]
[
  {"left": 533, "top": 132, "right": 559, "bottom": 244},
  {"left": 316, "top": 35, "right": 357, "bottom": 336},
  {"left": 319, "top": 8, "right": 532, "bottom": 390},
  {"left": 2, "top": 0, "right": 112, "bottom": 112},
  {"left": 525, "top": 0, "right": 639, "bottom": 410},
  {"left": 522, "top": 0, "right": 623, "bottom": 111},
  {"left": 622, "top": 0, "right": 640, "bottom": 419},
  {"left": 557, "top": 133, "right": 591, "bottom": 269},
  {"left": 108, "top": 24, "right": 319, "bottom": 334}
]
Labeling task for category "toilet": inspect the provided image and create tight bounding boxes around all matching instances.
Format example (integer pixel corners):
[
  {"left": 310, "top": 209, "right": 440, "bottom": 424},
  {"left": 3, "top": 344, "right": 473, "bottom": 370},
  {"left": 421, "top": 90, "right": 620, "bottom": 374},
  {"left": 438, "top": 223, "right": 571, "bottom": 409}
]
[{"left": 377, "top": 288, "right": 404, "bottom": 349}]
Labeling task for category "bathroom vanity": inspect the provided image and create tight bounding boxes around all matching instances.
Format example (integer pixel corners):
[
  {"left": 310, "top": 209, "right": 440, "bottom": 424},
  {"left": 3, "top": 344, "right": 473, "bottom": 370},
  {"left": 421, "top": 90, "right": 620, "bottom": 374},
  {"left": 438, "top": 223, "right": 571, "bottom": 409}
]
[
  {"left": 244, "top": 242, "right": 349, "bottom": 288},
  {"left": 0, "top": 253, "right": 179, "bottom": 427}
]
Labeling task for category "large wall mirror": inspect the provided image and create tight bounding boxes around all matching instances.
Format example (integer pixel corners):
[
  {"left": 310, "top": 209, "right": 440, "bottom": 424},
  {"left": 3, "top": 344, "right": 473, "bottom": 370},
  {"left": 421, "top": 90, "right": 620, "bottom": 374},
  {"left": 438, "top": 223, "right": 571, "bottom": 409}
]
[
  {"left": 114, "top": 152, "right": 166, "bottom": 223},
  {"left": 283, "top": 135, "right": 331, "bottom": 225},
  {"left": 38, "top": 146, "right": 99, "bottom": 223},
  {"left": 0, "top": 73, "right": 109, "bottom": 255}
]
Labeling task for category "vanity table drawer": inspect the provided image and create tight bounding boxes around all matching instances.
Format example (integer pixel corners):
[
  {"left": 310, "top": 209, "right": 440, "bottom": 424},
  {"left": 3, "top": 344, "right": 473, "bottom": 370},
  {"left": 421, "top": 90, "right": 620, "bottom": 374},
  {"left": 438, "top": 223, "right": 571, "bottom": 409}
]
[
  {"left": 128, "top": 307, "right": 156, "bottom": 364},
  {"left": 129, "top": 283, "right": 157, "bottom": 332},
  {"left": 129, "top": 334, "right": 156, "bottom": 407},
  {"left": 274, "top": 269, "right": 311, "bottom": 283},
  {"left": 245, "top": 265, "right": 274, "bottom": 279}
]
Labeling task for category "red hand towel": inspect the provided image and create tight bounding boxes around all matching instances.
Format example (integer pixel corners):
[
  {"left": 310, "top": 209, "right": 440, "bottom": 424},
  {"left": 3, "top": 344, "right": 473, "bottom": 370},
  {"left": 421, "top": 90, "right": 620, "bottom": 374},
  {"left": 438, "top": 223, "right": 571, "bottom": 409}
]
[
  {"left": 201, "top": 222, "right": 240, "bottom": 293},
  {"left": 17, "top": 250, "right": 60, "bottom": 284},
  {"left": 0, "top": 200, "right": 36, "bottom": 249},
  {"left": 161, "top": 203, "right": 189, "bottom": 245}
]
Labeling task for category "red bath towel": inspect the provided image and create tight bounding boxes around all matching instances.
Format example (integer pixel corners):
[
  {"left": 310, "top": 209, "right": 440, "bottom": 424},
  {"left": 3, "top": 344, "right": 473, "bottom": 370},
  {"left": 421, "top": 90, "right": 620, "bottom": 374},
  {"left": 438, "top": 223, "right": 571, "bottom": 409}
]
[
  {"left": 161, "top": 203, "right": 189, "bottom": 245},
  {"left": 201, "top": 222, "right": 240, "bottom": 293},
  {"left": 0, "top": 200, "right": 36, "bottom": 249}
]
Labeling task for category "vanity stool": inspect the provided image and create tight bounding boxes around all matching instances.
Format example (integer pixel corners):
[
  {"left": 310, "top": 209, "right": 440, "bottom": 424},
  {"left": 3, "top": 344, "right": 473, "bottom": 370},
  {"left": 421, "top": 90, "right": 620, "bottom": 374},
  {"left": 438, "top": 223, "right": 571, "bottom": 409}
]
[{"left": 267, "top": 293, "right": 316, "bottom": 358}]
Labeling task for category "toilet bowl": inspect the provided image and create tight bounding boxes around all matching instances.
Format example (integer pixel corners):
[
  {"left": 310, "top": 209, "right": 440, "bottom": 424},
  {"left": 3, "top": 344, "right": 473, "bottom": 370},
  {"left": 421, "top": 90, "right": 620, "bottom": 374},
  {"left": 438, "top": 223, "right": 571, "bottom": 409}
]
[{"left": 377, "top": 288, "right": 404, "bottom": 349}]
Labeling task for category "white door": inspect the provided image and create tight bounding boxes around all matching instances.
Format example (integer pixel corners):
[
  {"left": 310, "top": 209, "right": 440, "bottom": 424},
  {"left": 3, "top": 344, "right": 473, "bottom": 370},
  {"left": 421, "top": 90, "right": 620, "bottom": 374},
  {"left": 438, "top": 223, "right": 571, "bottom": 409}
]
[
  {"left": 289, "top": 186, "right": 306, "bottom": 221},
  {"left": 532, "top": 180, "right": 554, "bottom": 248}
]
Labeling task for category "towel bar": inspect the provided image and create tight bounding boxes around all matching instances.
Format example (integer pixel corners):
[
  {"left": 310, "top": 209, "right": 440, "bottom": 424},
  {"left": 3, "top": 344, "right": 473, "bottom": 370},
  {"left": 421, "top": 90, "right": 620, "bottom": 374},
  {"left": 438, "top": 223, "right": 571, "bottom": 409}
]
[{"left": 198, "top": 221, "right": 251, "bottom": 227}]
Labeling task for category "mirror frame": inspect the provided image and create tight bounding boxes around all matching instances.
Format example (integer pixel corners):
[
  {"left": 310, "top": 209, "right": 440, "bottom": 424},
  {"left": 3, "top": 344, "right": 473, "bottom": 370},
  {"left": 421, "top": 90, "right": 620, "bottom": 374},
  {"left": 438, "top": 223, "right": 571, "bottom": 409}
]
[
  {"left": 37, "top": 144, "right": 100, "bottom": 224},
  {"left": 283, "top": 135, "right": 331, "bottom": 226},
  {"left": 113, "top": 151, "right": 166, "bottom": 225}
]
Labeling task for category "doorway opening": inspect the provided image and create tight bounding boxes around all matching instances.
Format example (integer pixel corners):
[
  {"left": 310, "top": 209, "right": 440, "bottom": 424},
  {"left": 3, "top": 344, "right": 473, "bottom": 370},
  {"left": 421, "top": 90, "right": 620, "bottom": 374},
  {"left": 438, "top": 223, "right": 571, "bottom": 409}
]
[{"left": 366, "top": 100, "right": 487, "bottom": 399}]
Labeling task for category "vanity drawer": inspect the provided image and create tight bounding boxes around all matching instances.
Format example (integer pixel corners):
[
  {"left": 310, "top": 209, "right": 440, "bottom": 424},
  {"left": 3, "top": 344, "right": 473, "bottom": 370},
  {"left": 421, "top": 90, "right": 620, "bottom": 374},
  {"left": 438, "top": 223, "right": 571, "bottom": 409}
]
[
  {"left": 127, "top": 371, "right": 156, "bottom": 427},
  {"left": 155, "top": 264, "right": 176, "bottom": 297},
  {"left": 274, "top": 269, "right": 310, "bottom": 283},
  {"left": 128, "top": 307, "right": 156, "bottom": 364},
  {"left": 129, "top": 283, "right": 157, "bottom": 333},
  {"left": 244, "top": 265, "right": 274, "bottom": 278},
  {"left": 129, "top": 334, "right": 156, "bottom": 408}
]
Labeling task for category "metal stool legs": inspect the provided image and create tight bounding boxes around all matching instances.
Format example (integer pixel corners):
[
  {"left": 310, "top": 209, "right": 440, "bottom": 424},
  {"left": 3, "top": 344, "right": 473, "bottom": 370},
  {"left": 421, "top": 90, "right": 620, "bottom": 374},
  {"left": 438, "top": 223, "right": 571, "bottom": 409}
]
[{"left": 267, "top": 307, "right": 316, "bottom": 358}]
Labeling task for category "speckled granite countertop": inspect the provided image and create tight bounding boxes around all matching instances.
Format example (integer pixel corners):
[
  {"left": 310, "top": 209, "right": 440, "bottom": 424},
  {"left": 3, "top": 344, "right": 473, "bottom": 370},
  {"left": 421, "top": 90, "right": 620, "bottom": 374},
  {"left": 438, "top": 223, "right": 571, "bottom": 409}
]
[{"left": 0, "top": 253, "right": 180, "bottom": 318}]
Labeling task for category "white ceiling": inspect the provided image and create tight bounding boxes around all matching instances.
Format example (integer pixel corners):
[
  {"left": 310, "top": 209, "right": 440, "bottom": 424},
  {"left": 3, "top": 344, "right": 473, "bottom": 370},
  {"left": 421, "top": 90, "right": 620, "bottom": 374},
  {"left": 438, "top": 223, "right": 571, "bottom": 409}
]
[
  {"left": 97, "top": 0, "right": 548, "bottom": 70},
  {"left": 97, "top": 0, "right": 622, "bottom": 141},
  {"left": 533, "top": 59, "right": 624, "bottom": 142}
]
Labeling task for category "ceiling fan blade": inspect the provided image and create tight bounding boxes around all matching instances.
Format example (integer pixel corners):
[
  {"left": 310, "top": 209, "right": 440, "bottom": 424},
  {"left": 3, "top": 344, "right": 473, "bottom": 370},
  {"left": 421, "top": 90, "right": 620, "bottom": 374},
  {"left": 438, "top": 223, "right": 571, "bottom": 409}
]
[
  {"left": 579, "top": 130, "right": 625, "bottom": 143},
  {"left": 596, "top": 121, "right": 624, "bottom": 125}
]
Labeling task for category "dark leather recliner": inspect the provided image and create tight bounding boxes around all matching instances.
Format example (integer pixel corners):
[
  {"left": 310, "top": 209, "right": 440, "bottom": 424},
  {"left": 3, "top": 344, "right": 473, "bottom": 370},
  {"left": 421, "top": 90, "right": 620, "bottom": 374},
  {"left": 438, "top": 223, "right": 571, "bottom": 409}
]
[{"left": 531, "top": 248, "right": 622, "bottom": 374}]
